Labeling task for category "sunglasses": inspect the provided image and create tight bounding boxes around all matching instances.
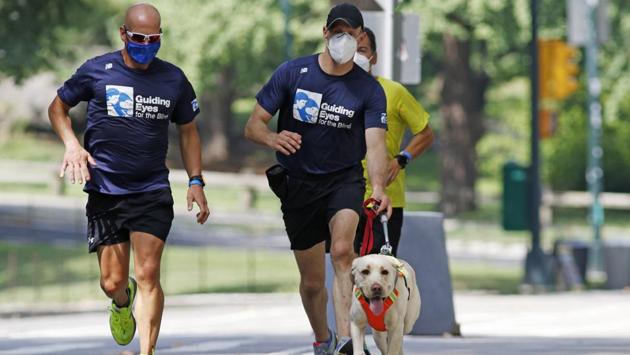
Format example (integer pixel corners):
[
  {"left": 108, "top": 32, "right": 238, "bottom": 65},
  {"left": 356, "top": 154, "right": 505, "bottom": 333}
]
[{"left": 124, "top": 26, "right": 163, "bottom": 44}]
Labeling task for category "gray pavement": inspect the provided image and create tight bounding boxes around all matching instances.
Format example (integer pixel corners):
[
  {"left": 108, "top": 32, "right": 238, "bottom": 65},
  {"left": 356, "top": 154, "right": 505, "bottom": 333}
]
[{"left": 1, "top": 291, "right": 629, "bottom": 354}]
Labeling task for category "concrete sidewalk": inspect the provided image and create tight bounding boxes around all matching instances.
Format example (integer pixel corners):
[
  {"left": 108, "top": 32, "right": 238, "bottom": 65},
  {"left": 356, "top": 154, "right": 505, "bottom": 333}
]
[{"left": 1, "top": 291, "right": 629, "bottom": 354}]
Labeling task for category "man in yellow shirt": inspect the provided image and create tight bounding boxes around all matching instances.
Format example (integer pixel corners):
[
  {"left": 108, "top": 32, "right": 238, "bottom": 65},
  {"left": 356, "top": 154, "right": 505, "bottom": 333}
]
[{"left": 354, "top": 27, "right": 434, "bottom": 256}]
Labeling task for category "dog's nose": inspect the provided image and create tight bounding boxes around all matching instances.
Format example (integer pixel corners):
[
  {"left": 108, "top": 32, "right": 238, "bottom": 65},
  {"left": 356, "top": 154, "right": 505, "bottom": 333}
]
[{"left": 371, "top": 284, "right": 383, "bottom": 294}]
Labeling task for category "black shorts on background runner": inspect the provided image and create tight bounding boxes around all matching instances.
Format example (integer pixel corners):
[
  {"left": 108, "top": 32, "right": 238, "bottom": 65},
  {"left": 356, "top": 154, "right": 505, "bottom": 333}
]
[
  {"left": 267, "top": 164, "right": 365, "bottom": 251},
  {"left": 85, "top": 188, "right": 174, "bottom": 253},
  {"left": 354, "top": 207, "right": 404, "bottom": 256}
]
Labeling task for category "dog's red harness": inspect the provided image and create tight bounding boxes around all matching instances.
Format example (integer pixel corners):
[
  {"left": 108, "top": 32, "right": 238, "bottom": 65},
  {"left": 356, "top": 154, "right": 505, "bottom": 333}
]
[{"left": 354, "top": 286, "right": 399, "bottom": 331}]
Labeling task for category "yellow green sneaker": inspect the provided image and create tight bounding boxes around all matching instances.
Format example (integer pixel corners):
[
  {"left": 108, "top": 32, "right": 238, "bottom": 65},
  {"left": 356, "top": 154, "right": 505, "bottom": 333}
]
[{"left": 109, "top": 277, "right": 137, "bottom": 345}]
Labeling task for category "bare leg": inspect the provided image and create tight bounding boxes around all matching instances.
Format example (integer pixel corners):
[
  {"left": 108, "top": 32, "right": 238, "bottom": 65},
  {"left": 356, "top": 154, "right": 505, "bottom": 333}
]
[
  {"left": 293, "top": 241, "right": 330, "bottom": 342},
  {"left": 130, "top": 231, "right": 165, "bottom": 355},
  {"left": 329, "top": 209, "right": 360, "bottom": 338},
  {"left": 97, "top": 242, "right": 131, "bottom": 307}
]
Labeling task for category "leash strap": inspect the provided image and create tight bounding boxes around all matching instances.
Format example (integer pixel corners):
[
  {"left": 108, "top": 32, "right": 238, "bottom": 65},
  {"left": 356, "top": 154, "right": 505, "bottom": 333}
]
[{"left": 360, "top": 198, "right": 380, "bottom": 256}]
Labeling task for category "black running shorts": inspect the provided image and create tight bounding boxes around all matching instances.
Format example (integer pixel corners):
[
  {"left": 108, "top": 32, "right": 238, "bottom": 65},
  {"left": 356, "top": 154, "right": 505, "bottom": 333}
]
[
  {"left": 85, "top": 188, "right": 174, "bottom": 253},
  {"left": 267, "top": 165, "right": 365, "bottom": 251}
]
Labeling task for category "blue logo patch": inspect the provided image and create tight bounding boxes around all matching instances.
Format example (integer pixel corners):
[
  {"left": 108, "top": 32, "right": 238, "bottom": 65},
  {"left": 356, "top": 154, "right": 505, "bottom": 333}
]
[
  {"left": 191, "top": 98, "right": 199, "bottom": 112},
  {"left": 293, "top": 89, "right": 322, "bottom": 124},
  {"left": 106, "top": 85, "right": 134, "bottom": 117}
]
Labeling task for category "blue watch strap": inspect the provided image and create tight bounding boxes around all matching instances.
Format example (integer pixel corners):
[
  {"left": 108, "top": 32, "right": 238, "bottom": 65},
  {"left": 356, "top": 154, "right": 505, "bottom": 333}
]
[
  {"left": 189, "top": 179, "right": 204, "bottom": 188},
  {"left": 401, "top": 150, "right": 413, "bottom": 161}
]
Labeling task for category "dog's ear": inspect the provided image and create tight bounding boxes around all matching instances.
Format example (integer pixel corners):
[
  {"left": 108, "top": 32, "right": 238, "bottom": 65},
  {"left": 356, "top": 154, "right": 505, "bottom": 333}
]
[{"left": 387, "top": 256, "right": 404, "bottom": 273}]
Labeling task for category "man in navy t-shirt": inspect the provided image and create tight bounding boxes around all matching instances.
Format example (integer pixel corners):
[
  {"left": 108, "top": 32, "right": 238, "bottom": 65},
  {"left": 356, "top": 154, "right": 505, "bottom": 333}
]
[
  {"left": 245, "top": 3, "right": 392, "bottom": 354},
  {"left": 48, "top": 4, "right": 209, "bottom": 354}
]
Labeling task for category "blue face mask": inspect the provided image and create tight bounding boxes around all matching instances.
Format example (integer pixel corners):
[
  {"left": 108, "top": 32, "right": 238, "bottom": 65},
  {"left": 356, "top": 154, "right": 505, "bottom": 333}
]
[{"left": 126, "top": 40, "right": 160, "bottom": 64}]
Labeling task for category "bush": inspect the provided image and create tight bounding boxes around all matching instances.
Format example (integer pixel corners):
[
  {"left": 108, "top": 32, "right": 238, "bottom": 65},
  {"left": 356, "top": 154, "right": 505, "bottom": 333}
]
[
  {"left": 545, "top": 106, "right": 588, "bottom": 191},
  {"left": 546, "top": 105, "right": 630, "bottom": 192}
]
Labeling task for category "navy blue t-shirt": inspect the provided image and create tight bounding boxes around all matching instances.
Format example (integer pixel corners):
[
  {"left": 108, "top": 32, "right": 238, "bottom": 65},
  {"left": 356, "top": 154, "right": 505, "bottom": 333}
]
[
  {"left": 256, "top": 54, "right": 387, "bottom": 175},
  {"left": 57, "top": 51, "right": 200, "bottom": 194}
]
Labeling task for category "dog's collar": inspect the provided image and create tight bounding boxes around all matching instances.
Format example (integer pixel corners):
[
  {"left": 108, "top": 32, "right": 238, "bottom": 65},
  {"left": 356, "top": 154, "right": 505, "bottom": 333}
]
[{"left": 354, "top": 286, "right": 399, "bottom": 332}]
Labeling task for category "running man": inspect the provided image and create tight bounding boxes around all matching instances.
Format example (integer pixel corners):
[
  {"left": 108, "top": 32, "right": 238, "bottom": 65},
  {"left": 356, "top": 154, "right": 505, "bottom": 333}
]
[
  {"left": 353, "top": 27, "right": 434, "bottom": 256},
  {"left": 48, "top": 4, "right": 209, "bottom": 355},
  {"left": 244, "top": 3, "right": 391, "bottom": 354}
]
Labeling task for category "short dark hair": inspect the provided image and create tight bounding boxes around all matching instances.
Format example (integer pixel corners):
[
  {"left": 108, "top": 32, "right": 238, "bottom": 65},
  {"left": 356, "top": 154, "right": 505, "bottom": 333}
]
[{"left": 364, "top": 27, "right": 377, "bottom": 53}]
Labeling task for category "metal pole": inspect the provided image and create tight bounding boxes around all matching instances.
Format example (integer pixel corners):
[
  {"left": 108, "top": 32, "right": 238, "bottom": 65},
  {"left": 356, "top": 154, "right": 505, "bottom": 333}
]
[
  {"left": 585, "top": 0, "right": 604, "bottom": 279},
  {"left": 524, "top": 0, "right": 549, "bottom": 288},
  {"left": 375, "top": 0, "right": 395, "bottom": 79}
]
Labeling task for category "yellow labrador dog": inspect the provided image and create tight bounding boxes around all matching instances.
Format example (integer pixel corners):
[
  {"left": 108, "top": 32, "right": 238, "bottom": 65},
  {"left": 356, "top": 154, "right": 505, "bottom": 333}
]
[{"left": 350, "top": 254, "right": 421, "bottom": 355}]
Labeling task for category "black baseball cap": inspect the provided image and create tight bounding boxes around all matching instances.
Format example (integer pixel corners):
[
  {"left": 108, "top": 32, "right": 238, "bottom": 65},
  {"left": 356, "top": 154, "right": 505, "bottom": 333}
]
[{"left": 326, "top": 3, "right": 363, "bottom": 30}]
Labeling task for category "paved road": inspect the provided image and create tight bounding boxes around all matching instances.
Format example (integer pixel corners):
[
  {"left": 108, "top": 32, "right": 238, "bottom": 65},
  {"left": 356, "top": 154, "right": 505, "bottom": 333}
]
[{"left": 1, "top": 292, "right": 629, "bottom": 354}]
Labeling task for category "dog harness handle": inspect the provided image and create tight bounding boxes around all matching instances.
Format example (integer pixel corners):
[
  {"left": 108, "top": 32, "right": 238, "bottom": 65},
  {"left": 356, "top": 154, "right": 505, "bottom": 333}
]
[{"left": 360, "top": 198, "right": 380, "bottom": 256}]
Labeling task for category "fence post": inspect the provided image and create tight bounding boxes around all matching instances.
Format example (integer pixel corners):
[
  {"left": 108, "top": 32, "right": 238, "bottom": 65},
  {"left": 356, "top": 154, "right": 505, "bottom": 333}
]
[
  {"left": 52, "top": 170, "right": 66, "bottom": 195},
  {"left": 242, "top": 187, "right": 258, "bottom": 210},
  {"left": 198, "top": 247, "right": 207, "bottom": 292},
  {"left": 246, "top": 248, "right": 256, "bottom": 292},
  {"left": 7, "top": 251, "right": 17, "bottom": 301},
  {"left": 32, "top": 252, "right": 41, "bottom": 302}
]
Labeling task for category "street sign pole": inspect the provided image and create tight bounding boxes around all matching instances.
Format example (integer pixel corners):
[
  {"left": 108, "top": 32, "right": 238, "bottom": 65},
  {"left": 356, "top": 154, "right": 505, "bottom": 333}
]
[
  {"left": 524, "top": 0, "right": 550, "bottom": 288},
  {"left": 585, "top": 0, "right": 605, "bottom": 279}
]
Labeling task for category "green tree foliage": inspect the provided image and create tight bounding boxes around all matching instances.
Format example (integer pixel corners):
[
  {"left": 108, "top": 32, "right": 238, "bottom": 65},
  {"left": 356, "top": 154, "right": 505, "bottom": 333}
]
[
  {"left": 151, "top": 0, "right": 327, "bottom": 163},
  {"left": 402, "top": 0, "right": 629, "bottom": 209},
  {"left": 0, "top": 0, "right": 117, "bottom": 82},
  {"left": 546, "top": 0, "right": 630, "bottom": 192}
]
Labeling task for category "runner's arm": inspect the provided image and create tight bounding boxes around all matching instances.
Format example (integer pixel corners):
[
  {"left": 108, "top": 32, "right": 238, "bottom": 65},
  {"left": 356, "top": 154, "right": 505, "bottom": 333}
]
[
  {"left": 366, "top": 127, "right": 392, "bottom": 217},
  {"left": 244, "top": 103, "right": 301, "bottom": 155},
  {"left": 48, "top": 96, "right": 82, "bottom": 151},
  {"left": 178, "top": 121, "right": 203, "bottom": 178},
  {"left": 403, "top": 125, "right": 434, "bottom": 159},
  {"left": 178, "top": 121, "right": 210, "bottom": 224},
  {"left": 48, "top": 95, "right": 95, "bottom": 184}
]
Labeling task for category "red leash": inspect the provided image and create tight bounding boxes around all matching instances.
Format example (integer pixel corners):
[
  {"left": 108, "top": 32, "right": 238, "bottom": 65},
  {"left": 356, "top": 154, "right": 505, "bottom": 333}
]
[{"left": 360, "top": 198, "right": 380, "bottom": 256}]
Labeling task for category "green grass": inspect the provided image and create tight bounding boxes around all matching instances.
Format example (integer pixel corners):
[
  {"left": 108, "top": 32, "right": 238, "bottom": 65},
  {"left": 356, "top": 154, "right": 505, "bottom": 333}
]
[
  {"left": 0, "top": 133, "right": 65, "bottom": 161},
  {"left": 0, "top": 242, "right": 299, "bottom": 304},
  {"left": 0, "top": 241, "right": 534, "bottom": 304},
  {"left": 449, "top": 261, "right": 521, "bottom": 294}
]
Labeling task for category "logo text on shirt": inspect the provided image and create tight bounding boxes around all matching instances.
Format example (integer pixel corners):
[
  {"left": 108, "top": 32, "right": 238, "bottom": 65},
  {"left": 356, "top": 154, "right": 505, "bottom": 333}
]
[{"left": 105, "top": 85, "right": 172, "bottom": 119}]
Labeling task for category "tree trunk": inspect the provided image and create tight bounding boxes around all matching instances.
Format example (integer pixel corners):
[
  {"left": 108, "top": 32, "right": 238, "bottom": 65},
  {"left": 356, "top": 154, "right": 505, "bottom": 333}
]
[
  {"left": 439, "top": 33, "right": 489, "bottom": 216},
  {"left": 198, "top": 67, "right": 236, "bottom": 165}
]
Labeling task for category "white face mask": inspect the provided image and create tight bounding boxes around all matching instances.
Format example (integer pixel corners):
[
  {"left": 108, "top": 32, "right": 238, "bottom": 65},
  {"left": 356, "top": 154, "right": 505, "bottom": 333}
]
[
  {"left": 353, "top": 52, "right": 372, "bottom": 72},
  {"left": 327, "top": 32, "right": 357, "bottom": 64}
]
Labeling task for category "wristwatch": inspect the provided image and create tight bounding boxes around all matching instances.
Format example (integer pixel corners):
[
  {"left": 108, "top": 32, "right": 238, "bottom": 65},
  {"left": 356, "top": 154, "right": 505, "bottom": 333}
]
[
  {"left": 394, "top": 151, "right": 412, "bottom": 169},
  {"left": 189, "top": 175, "right": 205, "bottom": 188}
]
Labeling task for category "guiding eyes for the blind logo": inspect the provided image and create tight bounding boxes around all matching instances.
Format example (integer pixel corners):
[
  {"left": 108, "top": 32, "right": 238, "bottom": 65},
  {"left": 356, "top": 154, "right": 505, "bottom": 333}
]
[
  {"left": 293, "top": 89, "right": 322, "bottom": 124},
  {"left": 292, "top": 88, "right": 356, "bottom": 130},
  {"left": 106, "top": 85, "right": 134, "bottom": 117},
  {"left": 105, "top": 85, "right": 172, "bottom": 120}
]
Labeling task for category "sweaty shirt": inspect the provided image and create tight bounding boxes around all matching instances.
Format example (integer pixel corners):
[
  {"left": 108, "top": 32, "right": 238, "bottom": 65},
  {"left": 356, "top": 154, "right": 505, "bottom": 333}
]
[
  {"left": 57, "top": 51, "right": 200, "bottom": 194},
  {"left": 363, "top": 76, "right": 429, "bottom": 207},
  {"left": 256, "top": 54, "right": 387, "bottom": 175}
]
